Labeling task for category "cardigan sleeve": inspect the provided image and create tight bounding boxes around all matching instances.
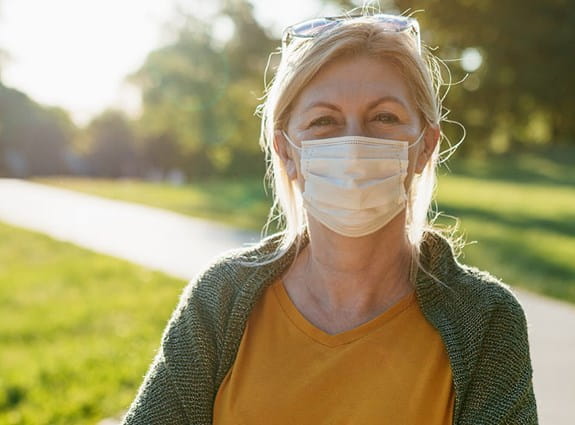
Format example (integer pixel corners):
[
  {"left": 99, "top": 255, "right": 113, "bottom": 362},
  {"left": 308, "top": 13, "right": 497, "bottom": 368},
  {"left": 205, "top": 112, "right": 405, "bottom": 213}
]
[
  {"left": 120, "top": 348, "right": 189, "bottom": 425},
  {"left": 458, "top": 291, "right": 539, "bottom": 425}
]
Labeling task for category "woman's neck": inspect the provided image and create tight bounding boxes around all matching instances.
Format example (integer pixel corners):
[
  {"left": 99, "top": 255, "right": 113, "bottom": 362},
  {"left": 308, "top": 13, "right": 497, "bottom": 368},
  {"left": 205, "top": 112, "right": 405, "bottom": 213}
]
[{"left": 288, "top": 211, "right": 415, "bottom": 319}]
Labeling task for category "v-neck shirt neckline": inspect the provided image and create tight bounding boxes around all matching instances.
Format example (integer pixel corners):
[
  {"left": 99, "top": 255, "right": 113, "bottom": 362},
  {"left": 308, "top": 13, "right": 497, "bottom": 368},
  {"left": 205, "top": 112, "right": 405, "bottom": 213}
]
[{"left": 272, "top": 279, "right": 417, "bottom": 348}]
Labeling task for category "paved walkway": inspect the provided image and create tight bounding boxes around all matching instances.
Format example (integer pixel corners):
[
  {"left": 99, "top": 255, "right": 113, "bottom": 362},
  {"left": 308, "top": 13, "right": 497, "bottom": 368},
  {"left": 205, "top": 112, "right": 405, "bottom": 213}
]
[
  {"left": 0, "top": 178, "right": 259, "bottom": 280},
  {"left": 0, "top": 178, "right": 573, "bottom": 425}
]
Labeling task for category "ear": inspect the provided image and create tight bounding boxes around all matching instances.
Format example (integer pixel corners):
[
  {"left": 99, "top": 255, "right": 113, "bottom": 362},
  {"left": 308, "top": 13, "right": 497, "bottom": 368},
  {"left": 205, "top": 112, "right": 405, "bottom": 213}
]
[
  {"left": 415, "top": 126, "right": 440, "bottom": 174},
  {"left": 273, "top": 130, "right": 298, "bottom": 180}
]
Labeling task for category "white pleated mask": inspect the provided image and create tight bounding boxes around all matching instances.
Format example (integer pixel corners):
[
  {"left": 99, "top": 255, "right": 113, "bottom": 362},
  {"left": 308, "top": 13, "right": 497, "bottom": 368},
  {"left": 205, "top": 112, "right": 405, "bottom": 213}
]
[{"left": 282, "top": 129, "right": 425, "bottom": 237}]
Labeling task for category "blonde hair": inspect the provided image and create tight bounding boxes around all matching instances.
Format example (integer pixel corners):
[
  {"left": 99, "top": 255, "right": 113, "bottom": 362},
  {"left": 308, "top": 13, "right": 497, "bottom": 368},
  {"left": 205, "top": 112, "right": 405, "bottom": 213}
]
[{"left": 253, "top": 13, "right": 458, "bottom": 275}]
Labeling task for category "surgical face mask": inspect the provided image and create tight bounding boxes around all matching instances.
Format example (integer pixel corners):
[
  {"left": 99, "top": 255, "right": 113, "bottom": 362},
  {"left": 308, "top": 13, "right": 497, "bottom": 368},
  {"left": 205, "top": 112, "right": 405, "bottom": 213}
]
[{"left": 282, "top": 129, "right": 425, "bottom": 237}]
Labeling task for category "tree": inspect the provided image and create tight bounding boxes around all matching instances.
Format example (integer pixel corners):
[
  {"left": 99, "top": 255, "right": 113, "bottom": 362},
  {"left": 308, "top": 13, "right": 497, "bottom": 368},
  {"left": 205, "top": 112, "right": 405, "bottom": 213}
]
[
  {"left": 0, "top": 84, "right": 73, "bottom": 177},
  {"left": 325, "top": 0, "right": 575, "bottom": 153},
  {"left": 140, "top": 131, "right": 182, "bottom": 178},
  {"left": 84, "top": 110, "right": 137, "bottom": 177},
  {"left": 128, "top": 0, "right": 273, "bottom": 178}
]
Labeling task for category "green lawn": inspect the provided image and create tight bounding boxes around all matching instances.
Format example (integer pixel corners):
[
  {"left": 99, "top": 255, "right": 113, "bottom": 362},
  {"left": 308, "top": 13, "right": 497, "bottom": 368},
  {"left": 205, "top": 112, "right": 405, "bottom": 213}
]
[
  {"left": 0, "top": 221, "right": 185, "bottom": 425},
  {"left": 435, "top": 149, "right": 575, "bottom": 302},
  {"left": 32, "top": 148, "right": 575, "bottom": 304}
]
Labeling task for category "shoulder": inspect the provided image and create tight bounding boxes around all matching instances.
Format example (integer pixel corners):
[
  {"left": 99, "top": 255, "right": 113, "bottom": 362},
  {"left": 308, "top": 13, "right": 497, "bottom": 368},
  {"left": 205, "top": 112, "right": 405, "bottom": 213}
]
[
  {"left": 181, "top": 232, "right": 288, "bottom": 306},
  {"left": 161, "top": 232, "right": 292, "bottom": 346},
  {"left": 419, "top": 230, "right": 529, "bottom": 332},
  {"left": 168, "top": 233, "right": 281, "bottom": 320},
  {"left": 452, "top": 263, "right": 531, "bottom": 351},
  {"left": 457, "top": 262, "right": 527, "bottom": 317}
]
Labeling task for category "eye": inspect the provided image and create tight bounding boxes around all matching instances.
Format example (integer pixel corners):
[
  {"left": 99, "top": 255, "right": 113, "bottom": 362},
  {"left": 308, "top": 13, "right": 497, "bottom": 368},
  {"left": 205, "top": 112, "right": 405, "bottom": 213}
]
[
  {"left": 373, "top": 112, "right": 399, "bottom": 124},
  {"left": 308, "top": 116, "right": 336, "bottom": 127}
]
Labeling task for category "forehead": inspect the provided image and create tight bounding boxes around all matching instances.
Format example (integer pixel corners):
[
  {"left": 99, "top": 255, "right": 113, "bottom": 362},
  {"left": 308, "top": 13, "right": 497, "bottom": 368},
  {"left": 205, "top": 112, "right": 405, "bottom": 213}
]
[{"left": 292, "top": 55, "right": 415, "bottom": 111}]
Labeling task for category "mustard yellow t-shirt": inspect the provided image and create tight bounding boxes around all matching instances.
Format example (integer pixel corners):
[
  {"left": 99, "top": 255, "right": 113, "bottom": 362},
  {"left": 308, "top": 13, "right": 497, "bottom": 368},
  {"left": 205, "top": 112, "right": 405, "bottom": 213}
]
[{"left": 213, "top": 279, "right": 455, "bottom": 425}]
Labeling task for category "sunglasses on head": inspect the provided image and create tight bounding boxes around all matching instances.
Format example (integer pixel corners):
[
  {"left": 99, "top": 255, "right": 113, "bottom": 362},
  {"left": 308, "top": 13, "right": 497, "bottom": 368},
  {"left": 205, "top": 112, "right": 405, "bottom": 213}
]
[{"left": 281, "top": 13, "right": 421, "bottom": 54}]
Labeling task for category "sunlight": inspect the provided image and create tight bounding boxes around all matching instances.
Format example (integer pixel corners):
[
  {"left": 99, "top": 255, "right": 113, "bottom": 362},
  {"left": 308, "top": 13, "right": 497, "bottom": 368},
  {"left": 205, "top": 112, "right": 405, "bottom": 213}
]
[
  {"left": 0, "top": 0, "right": 175, "bottom": 125},
  {"left": 0, "top": 0, "right": 330, "bottom": 126},
  {"left": 461, "top": 47, "right": 483, "bottom": 72}
]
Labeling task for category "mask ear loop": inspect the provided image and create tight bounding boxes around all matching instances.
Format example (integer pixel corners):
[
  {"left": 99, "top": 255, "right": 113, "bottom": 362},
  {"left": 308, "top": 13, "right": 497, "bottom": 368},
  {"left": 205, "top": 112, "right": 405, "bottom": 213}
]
[
  {"left": 281, "top": 130, "right": 304, "bottom": 177},
  {"left": 407, "top": 126, "right": 426, "bottom": 149},
  {"left": 280, "top": 130, "right": 308, "bottom": 234},
  {"left": 405, "top": 126, "right": 427, "bottom": 260},
  {"left": 282, "top": 130, "right": 302, "bottom": 152},
  {"left": 406, "top": 126, "right": 426, "bottom": 173},
  {"left": 403, "top": 126, "right": 426, "bottom": 190}
]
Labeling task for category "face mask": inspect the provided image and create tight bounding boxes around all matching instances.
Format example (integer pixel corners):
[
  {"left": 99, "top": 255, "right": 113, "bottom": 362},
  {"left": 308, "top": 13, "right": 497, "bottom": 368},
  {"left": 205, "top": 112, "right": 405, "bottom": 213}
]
[{"left": 282, "top": 129, "right": 425, "bottom": 237}]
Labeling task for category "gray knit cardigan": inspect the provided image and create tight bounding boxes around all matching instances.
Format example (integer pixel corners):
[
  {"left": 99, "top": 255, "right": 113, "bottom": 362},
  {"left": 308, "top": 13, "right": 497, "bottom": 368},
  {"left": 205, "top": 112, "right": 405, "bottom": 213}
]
[{"left": 121, "top": 231, "right": 538, "bottom": 424}]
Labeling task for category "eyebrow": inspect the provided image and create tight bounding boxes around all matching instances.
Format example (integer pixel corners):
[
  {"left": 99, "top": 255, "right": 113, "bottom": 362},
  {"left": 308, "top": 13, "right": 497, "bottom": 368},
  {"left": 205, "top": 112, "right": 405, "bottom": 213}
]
[
  {"left": 367, "top": 95, "right": 408, "bottom": 110},
  {"left": 302, "top": 101, "right": 341, "bottom": 113},
  {"left": 302, "top": 96, "right": 408, "bottom": 113}
]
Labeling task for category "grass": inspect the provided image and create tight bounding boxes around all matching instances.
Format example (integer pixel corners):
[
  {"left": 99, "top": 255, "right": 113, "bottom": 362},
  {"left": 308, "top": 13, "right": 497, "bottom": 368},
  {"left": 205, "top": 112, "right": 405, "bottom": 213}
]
[
  {"left": 0, "top": 221, "right": 185, "bottom": 425},
  {"left": 436, "top": 176, "right": 574, "bottom": 302},
  {"left": 31, "top": 147, "right": 575, "bottom": 304},
  {"left": 434, "top": 148, "right": 575, "bottom": 302}
]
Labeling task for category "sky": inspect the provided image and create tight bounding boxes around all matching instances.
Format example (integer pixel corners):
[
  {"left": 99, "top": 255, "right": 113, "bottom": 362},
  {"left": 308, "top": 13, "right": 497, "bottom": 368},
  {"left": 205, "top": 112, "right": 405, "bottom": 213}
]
[{"left": 0, "top": 0, "right": 341, "bottom": 126}]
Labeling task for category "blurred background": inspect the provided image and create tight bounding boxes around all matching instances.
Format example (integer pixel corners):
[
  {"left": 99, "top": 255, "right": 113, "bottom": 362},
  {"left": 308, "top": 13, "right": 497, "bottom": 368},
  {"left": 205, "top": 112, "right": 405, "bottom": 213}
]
[{"left": 0, "top": 0, "right": 573, "bottom": 424}]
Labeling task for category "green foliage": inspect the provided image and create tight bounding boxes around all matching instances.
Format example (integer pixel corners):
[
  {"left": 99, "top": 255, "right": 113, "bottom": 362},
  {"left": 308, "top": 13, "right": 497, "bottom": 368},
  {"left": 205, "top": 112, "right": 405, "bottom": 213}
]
[
  {"left": 129, "top": 21, "right": 225, "bottom": 155},
  {"left": 129, "top": 1, "right": 274, "bottom": 179},
  {"left": 83, "top": 110, "right": 137, "bottom": 177},
  {"left": 331, "top": 0, "right": 575, "bottom": 152},
  {"left": 0, "top": 222, "right": 185, "bottom": 425},
  {"left": 0, "top": 84, "right": 74, "bottom": 177}
]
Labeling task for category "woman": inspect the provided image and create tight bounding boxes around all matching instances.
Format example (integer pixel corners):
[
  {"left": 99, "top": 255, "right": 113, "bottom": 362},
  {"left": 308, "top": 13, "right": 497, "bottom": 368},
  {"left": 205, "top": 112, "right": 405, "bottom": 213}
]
[{"left": 122, "top": 12, "right": 538, "bottom": 425}]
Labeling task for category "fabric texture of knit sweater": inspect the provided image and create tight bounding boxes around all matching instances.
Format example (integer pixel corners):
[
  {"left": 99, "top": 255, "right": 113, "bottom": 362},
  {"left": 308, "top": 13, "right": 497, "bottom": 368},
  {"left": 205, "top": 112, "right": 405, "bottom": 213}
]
[{"left": 121, "top": 230, "right": 538, "bottom": 425}]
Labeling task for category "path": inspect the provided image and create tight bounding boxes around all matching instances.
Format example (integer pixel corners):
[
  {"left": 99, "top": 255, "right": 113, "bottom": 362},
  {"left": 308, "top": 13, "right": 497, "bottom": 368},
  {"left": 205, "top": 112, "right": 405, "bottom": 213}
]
[
  {"left": 0, "top": 178, "right": 259, "bottom": 280},
  {"left": 0, "top": 178, "right": 572, "bottom": 425}
]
